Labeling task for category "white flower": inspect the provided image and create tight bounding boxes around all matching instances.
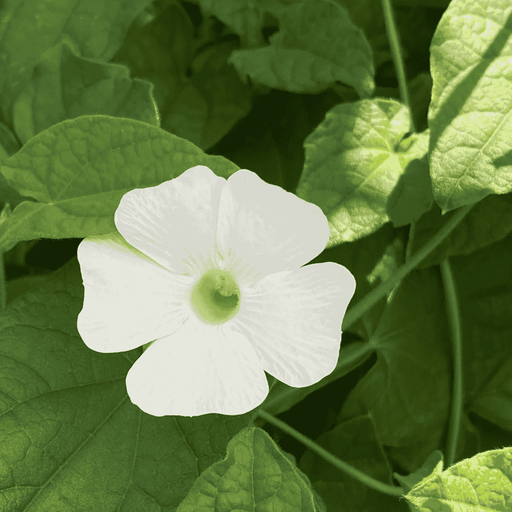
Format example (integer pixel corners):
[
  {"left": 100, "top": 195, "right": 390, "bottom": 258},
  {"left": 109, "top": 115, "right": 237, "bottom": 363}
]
[{"left": 77, "top": 166, "right": 356, "bottom": 417}]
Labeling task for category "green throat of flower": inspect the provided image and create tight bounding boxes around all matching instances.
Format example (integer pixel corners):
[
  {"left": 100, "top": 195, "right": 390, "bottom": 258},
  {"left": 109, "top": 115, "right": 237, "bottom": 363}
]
[{"left": 191, "top": 269, "right": 241, "bottom": 324}]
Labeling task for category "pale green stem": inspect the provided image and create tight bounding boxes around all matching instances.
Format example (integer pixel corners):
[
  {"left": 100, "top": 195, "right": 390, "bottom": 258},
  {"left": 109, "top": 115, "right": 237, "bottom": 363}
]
[
  {"left": 381, "top": 0, "right": 416, "bottom": 132},
  {"left": 343, "top": 203, "right": 472, "bottom": 331},
  {"left": 440, "top": 259, "right": 463, "bottom": 467},
  {"left": 381, "top": 0, "right": 420, "bottom": 290},
  {"left": 257, "top": 409, "right": 404, "bottom": 497}
]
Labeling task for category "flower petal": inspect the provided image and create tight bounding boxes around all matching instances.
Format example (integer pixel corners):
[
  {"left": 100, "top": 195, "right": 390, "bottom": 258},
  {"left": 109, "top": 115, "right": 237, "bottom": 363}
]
[
  {"left": 115, "top": 165, "right": 226, "bottom": 276},
  {"left": 125, "top": 318, "right": 269, "bottom": 416},
  {"left": 216, "top": 170, "right": 330, "bottom": 285},
  {"left": 77, "top": 232, "right": 193, "bottom": 353},
  {"left": 233, "top": 262, "right": 356, "bottom": 387}
]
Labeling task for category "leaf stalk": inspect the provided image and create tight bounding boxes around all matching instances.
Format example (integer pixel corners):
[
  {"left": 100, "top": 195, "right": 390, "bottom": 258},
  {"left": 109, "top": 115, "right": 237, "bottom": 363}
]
[{"left": 257, "top": 409, "right": 404, "bottom": 496}]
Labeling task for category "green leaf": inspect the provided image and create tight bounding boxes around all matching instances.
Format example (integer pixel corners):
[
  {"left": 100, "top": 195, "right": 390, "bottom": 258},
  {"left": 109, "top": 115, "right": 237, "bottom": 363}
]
[
  {"left": 0, "top": 115, "right": 239, "bottom": 252},
  {"left": 339, "top": 266, "right": 451, "bottom": 447},
  {"left": 0, "top": 0, "right": 152, "bottom": 123},
  {"left": 0, "top": 257, "right": 257, "bottom": 511},
  {"left": 0, "top": 122, "right": 24, "bottom": 210},
  {"left": 163, "top": 42, "right": 252, "bottom": 151},
  {"left": 195, "top": 0, "right": 265, "bottom": 47},
  {"left": 113, "top": 4, "right": 250, "bottom": 150},
  {"left": 296, "top": 98, "right": 411, "bottom": 247},
  {"left": 177, "top": 426, "right": 327, "bottom": 512},
  {"left": 0, "top": 122, "right": 21, "bottom": 159},
  {"left": 113, "top": 0, "right": 195, "bottom": 83},
  {"left": 470, "top": 356, "right": 512, "bottom": 433},
  {"left": 407, "top": 192, "right": 512, "bottom": 269},
  {"left": 404, "top": 448, "right": 512, "bottom": 511},
  {"left": 257, "top": 0, "right": 302, "bottom": 19},
  {"left": 429, "top": 0, "right": 512, "bottom": 213},
  {"left": 5, "top": 274, "right": 50, "bottom": 303},
  {"left": 333, "top": 0, "right": 391, "bottom": 71},
  {"left": 13, "top": 40, "right": 160, "bottom": 145},
  {"left": 229, "top": 0, "right": 375, "bottom": 97},
  {"left": 447, "top": 234, "right": 512, "bottom": 429}
]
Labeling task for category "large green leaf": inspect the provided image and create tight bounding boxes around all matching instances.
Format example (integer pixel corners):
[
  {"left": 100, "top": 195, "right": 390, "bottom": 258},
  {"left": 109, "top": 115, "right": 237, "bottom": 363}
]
[
  {"left": 296, "top": 99, "right": 416, "bottom": 247},
  {"left": 0, "top": 0, "right": 151, "bottom": 123},
  {"left": 388, "top": 232, "right": 512, "bottom": 476},
  {"left": 229, "top": 0, "right": 375, "bottom": 97},
  {"left": 0, "top": 115, "right": 239, "bottom": 252},
  {"left": 13, "top": 40, "right": 159, "bottom": 145},
  {"left": 448, "top": 234, "right": 512, "bottom": 429},
  {"left": 0, "top": 257, "right": 257, "bottom": 511},
  {"left": 429, "top": 0, "right": 512, "bottom": 213},
  {"left": 339, "top": 266, "right": 451, "bottom": 447},
  {"left": 404, "top": 448, "right": 512, "bottom": 511},
  {"left": 177, "top": 426, "right": 327, "bottom": 512}
]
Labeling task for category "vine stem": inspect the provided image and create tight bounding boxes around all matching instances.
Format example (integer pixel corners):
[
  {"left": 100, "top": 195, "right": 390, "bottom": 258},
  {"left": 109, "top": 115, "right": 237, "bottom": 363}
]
[
  {"left": 381, "top": 0, "right": 416, "bottom": 132},
  {"left": 343, "top": 203, "right": 473, "bottom": 331},
  {"left": 440, "top": 259, "right": 463, "bottom": 467},
  {"left": 380, "top": 0, "right": 419, "bottom": 273},
  {"left": 257, "top": 409, "right": 404, "bottom": 496}
]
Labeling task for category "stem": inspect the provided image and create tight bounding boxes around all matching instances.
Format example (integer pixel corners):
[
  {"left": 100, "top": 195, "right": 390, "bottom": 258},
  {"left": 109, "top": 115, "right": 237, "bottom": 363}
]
[
  {"left": 381, "top": 0, "right": 416, "bottom": 133},
  {"left": 343, "top": 203, "right": 472, "bottom": 331},
  {"left": 258, "top": 409, "right": 404, "bottom": 497},
  {"left": 440, "top": 259, "right": 463, "bottom": 467}
]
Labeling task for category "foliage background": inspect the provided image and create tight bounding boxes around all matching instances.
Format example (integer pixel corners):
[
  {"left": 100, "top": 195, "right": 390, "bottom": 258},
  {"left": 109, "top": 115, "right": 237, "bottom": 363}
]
[{"left": 1, "top": 0, "right": 512, "bottom": 511}]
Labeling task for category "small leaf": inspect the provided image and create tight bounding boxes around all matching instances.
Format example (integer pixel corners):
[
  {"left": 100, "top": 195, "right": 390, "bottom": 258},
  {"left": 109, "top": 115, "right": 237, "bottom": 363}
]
[
  {"left": 405, "top": 448, "right": 512, "bottom": 511},
  {"left": 177, "top": 426, "right": 327, "bottom": 512},
  {"left": 13, "top": 40, "right": 160, "bottom": 145}
]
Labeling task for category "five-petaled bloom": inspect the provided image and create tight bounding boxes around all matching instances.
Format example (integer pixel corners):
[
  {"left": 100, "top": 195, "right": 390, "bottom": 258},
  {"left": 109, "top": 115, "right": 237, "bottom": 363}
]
[{"left": 77, "top": 166, "right": 356, "bottom": 417}]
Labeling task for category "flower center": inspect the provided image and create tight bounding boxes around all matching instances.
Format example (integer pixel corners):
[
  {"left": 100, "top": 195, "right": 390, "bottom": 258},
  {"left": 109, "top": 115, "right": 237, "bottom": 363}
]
[{"left": 190, "top": 269, "right": 240, "bottom": 324}]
